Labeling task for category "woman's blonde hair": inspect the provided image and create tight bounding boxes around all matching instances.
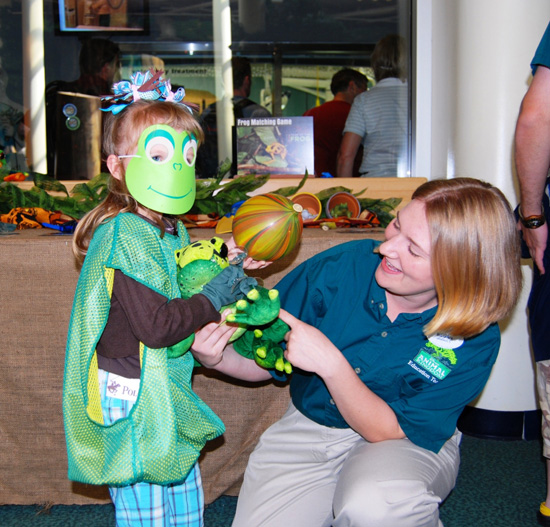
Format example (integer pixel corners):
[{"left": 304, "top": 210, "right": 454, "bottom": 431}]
[
  {"left": 72, "top": 100, "right": 204, "bottom": 266},
  {"left": 414, "top": 178, "right": 522, "bottom": 339}
]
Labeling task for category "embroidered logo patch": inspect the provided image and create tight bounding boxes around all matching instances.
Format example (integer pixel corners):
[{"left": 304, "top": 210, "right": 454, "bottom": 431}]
[
  {"left": 414, "top": 350, "right": 450, "bottom": 380},
  {"left": 410, "top": 339, "right": 461, "bottom": 383}
]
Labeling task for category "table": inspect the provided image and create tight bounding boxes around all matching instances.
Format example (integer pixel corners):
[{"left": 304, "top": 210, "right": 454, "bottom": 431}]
[{"left": 0, "top": 227, "right": 383, "bottom": 505}]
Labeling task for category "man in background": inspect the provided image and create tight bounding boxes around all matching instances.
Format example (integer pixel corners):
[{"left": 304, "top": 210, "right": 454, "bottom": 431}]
[
  {"left": 45, "top": 38, "right": 120, "bottom": 177},
  {"left": 513, "top": 20, "right": 550, "bottom": 527},
  {"left": 303, "top": 68, "right": 367, "bottom": 177},
  {"left": 231, "top": 56, "right": 271, "bottom": 119},
  {"left": 337, "top": 35, "right": 408, "bottom": 178},
  {"left": 196, "top": 56, "right": 270, "bottom": 178}
]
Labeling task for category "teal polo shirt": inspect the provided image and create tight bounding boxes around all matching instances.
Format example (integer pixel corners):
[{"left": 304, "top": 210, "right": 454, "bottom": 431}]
[
  {"left": 532, "top": 21, "right": 550, "bottom": 74},
  {"left": 275, "top": 239, "right": 500, "bottom": 453}
]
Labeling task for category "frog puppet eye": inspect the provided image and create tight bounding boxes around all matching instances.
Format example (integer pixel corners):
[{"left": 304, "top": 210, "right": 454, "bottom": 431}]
[{"left": 144, "top": 129, "right": 175, "bottom": 164}]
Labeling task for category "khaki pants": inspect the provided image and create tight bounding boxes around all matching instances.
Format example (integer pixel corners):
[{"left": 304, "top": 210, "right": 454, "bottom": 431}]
[
  {"left": 233, "top": 402, "right": 460, "bottom": 527},
  {"left": 537, "top": 359, "right": 550, "bottom": 458}
]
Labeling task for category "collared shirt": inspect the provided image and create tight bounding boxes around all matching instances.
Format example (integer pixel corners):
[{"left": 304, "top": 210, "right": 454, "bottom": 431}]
[
  {"left": 275, "top": 239, "right": 500, "bottom": 453},
  {"left": 532, "top": 21, "right": 550, "bottom": 73},
  {"left": 343, "top": 78, "right": 408, "bottom": 177},
  {"left": 304, "top": 99, "right": 355, "bottom": 177}
]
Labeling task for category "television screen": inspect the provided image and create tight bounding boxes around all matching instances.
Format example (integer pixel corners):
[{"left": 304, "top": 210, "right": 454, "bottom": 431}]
[{"left": 57, "top": 0, "right": 147, "bottom": 33}]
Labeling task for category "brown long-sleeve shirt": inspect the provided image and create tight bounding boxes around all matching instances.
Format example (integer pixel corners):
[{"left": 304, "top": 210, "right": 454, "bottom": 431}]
[{"left": 96, "top": 269, "right": 219, "bottom": 378}]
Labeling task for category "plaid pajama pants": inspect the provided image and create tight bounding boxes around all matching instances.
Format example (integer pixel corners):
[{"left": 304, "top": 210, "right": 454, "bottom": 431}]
[{"left": 98, "top": 369, "right": 204, "bottom": 527}]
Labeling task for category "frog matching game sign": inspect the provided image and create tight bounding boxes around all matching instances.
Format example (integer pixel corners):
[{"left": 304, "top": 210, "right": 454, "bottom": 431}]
[{"left": 235, "top": 116, "right": 314, "bottom": 177}]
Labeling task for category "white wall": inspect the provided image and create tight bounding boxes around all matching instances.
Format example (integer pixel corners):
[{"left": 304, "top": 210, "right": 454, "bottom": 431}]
[{"left": 416, "top": 0, "right": 550, "bottom": 412}]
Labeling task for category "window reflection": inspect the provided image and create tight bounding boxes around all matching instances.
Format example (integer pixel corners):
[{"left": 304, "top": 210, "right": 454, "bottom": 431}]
[{"left": 0, "top": 0, "right": 411, "bottom": 179}]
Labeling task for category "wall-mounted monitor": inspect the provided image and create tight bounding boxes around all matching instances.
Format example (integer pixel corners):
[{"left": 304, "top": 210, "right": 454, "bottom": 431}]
[{"left": 56, "top": 0, "right": 148, "bottom": 34}]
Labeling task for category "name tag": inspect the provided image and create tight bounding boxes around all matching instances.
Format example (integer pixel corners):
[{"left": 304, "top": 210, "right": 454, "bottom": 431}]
[{"left": 105, "top": 372, "right": 140, "bottom": 402}]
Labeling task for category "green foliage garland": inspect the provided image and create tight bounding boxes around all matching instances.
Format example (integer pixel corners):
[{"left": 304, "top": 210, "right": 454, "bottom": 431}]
[{"left": 0, "top": 162, "right": 400, "bottom": 227}]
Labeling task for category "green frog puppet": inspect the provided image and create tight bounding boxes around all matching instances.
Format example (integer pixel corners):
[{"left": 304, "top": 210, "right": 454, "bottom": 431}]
[{"left": 174, "top": 237, "right": 292, "bottom": 373}]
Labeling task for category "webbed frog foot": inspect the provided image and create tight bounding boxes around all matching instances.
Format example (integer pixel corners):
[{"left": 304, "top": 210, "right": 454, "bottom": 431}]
[
  {"left": 232, "top": 318, "right": 292, "bottom": 373},
  {"left": 226, "top": 287, "right": 281, "bottom": 327}
]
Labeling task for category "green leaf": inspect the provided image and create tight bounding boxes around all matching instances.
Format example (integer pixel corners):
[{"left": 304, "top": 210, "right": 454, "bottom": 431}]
[
  {"left": 32, "top": 173, "right": 69, "bottom": 195},
  {"left": 371, "top": 209, "right": 395, "bottom": 228},
  {"left": 315, "top": 186, "right": 354, "bottom": 201},
  {"left": 272, "top": 171, "right": 309, "bottom": 197}
]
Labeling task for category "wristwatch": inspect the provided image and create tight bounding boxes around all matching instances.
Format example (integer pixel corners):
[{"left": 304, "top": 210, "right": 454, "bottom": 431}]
[{"left": 519, "top": 206, "right": 546, "bottom": 229}]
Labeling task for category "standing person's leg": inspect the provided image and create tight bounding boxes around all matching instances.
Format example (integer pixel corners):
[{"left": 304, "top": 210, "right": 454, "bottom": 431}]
[
  {"left": 536, "top": 360, "right": 550, "bottom": 526},
  {"left": 169, "top": 464, "right": 204, "bottom": 527},
  {"left": 333, "top": 429, "right": 461, "bottom": 527},
  {"left": 232, "top": 402, "right": 362, "bottom": 527},
  {"left": 99, "top": 370, "right": 205, "bottom": 527},
  {"left": 110, "top": 467, "right": 203, "bottom": 527}
]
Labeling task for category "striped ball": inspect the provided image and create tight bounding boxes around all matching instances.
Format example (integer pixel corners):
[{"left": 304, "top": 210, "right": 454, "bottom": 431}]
[{"left": 232, "top": 193, "right": 303, "bottom": 261}]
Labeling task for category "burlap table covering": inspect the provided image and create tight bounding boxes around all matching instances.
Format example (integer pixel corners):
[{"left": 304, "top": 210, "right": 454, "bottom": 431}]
[{"left": 0, "top": 227, "right": 383, "bottom": 505}]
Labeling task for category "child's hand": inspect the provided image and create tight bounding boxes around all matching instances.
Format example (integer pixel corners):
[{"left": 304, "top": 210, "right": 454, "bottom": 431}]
[
  {"left": 226, "top": 236, "right": 272, "bottom": 270},
  {"left": 243, "top": 256, "right": 272, "bottom": 270},
  {"left": 192, "top": 310, "right": 237, "bottom": 368}
]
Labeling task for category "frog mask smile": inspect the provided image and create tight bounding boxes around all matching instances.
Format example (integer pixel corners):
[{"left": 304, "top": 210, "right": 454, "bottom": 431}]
[{"left": 125, "top": 124, "right": 198, "bottom": 214}]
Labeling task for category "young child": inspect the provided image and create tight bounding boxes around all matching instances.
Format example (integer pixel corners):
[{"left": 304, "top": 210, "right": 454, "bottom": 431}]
[{"left": 63, "top": 71, "right": 257, "bottom": 527}]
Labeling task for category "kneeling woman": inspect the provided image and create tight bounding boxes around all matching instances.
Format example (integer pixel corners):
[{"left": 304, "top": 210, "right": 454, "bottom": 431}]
[{"left": 192, "top": 178, "right": 522, "bottom": 527}]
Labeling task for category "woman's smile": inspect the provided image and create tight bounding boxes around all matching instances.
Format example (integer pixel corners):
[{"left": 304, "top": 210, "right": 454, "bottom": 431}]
[{"left": 381, "top": 257, "right": 401, "bottom": 274}]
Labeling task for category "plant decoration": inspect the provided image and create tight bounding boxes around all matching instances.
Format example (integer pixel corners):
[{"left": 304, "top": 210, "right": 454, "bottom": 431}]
[
  {"left": 0, "top": 159, "right": 401, "bottom": 227},
  {"left": 187, "top": 160, "right": 310, "bottom": 217},
  {"left": 0, "top": 172, "right": 110, "bottom": 219},
  {"left": 314, "top": 186, "right": 402, "bottom": 227}
]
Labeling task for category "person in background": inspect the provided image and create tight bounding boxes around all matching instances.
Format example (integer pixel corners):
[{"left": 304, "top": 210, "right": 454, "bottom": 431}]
[
  {"left": 231, "top": 56, "right": 272, "bottom": 119},
  {"left": 303, "top": 68, "right": 367, "bottom": 177},
  {"left": 337, "top": 34, "right": 408, "bottom": 178},
  {"left": 63, "top": 72, "right": 264, "bottom": 527},
  {"left": 196, "top": 56, "right": 271, "bottom": 178},
  {"left": 513, "top": 20, "right": 550, "bottom": 527},
  {"left": 56, "top": 38, "right": 121, "bottom": 97},
  {"left": 45, "top": 38, "right": 121, "bottom": 176},
  {"left": 191, "top": 177, "right": 522, "bottom": 527}
]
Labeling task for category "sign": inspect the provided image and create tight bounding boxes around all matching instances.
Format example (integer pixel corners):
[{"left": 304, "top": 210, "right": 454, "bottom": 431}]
[{"left": 235, "top": 116, "right": 314, "bottom": 176}]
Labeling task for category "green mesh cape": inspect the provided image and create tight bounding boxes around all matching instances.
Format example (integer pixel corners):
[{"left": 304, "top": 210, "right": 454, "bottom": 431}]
[{"left": 63, "top": 213, "right": 225, "bottom": 486}]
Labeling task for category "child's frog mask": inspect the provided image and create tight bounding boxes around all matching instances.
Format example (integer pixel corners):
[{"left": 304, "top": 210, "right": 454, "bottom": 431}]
[{"left": 125, "top": 124, "right": 198, "bottom": 215}]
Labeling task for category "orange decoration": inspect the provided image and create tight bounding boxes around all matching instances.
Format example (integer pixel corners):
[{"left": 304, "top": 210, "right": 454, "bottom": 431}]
[{"left": 3, "top": 172, "right": 27, "bottom": 182}]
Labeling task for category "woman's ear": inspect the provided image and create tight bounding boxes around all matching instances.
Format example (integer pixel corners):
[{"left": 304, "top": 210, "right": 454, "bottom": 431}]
[{"left": 107, "top": 154, "right": 123, "bottom": 181}]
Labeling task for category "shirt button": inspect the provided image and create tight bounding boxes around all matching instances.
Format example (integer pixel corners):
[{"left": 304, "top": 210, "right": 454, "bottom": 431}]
[
  {"left": 329, "top": 398, "right": 336, "bottom": 405},
  {"left": 355, "top": 367, "right": 361, "bottom": 374},
  {"left": 381, "top": 331, "right": 388, "bottom": 338},
  {"left": 379, "top": 303, "right": 384, "bottom": 310}
]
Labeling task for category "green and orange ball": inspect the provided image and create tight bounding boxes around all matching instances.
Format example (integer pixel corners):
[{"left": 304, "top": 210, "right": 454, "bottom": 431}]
[{"left": 232, "top": 193, "right": 304, "bottom": 261}]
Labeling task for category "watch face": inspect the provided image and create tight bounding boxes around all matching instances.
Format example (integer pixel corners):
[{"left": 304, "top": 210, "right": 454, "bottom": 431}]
[{"left": 523, "top": 216, "right": 545, "bottom": 229}]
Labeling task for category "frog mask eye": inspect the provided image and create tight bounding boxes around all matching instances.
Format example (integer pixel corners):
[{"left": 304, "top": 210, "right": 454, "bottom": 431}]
[
  {"left": 183, "top": 134, "right": 198, "bottom": 167},
  {"left": 145, "top": 130, "right": 175, "bottom": 164},
  {"left": 125, "top": 124, "right": 197, "bottom": 215}
]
